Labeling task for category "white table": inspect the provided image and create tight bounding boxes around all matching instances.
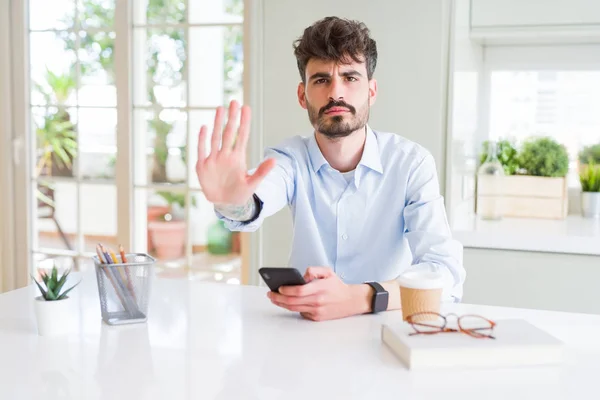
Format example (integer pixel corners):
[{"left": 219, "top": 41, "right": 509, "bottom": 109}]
[{"left": 1, "top": 272, "right": 599, "bottom": 400}]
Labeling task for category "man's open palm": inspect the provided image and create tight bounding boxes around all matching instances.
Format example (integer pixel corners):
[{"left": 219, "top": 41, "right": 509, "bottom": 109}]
[{"left": 196, "top": 100, "right": 276, "bottom": 206}]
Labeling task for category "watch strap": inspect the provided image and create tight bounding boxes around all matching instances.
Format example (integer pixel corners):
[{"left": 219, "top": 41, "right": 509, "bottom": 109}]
[
  {"left": 365, "top": 281, "right": 388, "bottom": 313},
  {"left": 366, "top": 281, "right": 385, "bottom": 294}
]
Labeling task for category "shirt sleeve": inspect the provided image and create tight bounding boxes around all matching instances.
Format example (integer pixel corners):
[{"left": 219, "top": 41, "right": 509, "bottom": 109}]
[
  {"left": 214, "top": 146, "right": 296, "bottom": 232},
  {"left": 400, "top": 153, "right": 466, "bottom": 303}
]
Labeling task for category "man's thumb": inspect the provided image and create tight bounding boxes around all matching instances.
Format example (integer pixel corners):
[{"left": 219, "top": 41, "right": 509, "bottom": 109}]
[
  {"left": 248, "top": 158, "right": 276, "bottom": 188},
  {"left": 303, "top": 266, "right": 333, "bottom": 283}
]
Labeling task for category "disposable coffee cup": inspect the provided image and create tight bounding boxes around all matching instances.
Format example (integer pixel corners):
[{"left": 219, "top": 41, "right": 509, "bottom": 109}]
[{"left": 397, "top": 270, "right": 445, "bottom": 322}]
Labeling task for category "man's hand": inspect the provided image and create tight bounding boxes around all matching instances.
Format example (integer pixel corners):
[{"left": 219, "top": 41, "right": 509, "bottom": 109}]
[
  {"left": 196, "top": 100, "right": 276, "bottom": 206},
  {"left": 267, "top": 267, "right": 372, "bottom": 321}
]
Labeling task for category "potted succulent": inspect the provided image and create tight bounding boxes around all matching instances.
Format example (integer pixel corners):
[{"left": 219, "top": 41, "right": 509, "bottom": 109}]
[
  {"left": 31, "top": 266, "right": 80, "bottom": 336},
  {"left": 579, "top": 161, "right": 600, "bottom": 218}
]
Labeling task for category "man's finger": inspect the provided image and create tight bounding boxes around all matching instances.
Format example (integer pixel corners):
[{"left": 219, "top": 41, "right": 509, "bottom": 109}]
[
  {"left": 269, "top": 291, "right": 323, "bottom": 307},
  {"left": 210, "top": 106, "right": 225, "bottom": 157},
  {"left": 233, "top": 104, "right": 251, "bottom": 153},
  {"left": 247, "top": 158, "right": 276, "bottom": 188},
  {"left": 221, "top": 100, "right": 240, "bottom": 151},
  {"left": 279, "top": 278, "right": 326, "bottom": 296},
  {"left": 271, "top": 300, "right": 316, "bottom": 314},
  {"left": 304, "top": 266, "right": 334, "bottom": 283},
  {"left": 196, "top": 125, "right": 207, "bottom": 166}
]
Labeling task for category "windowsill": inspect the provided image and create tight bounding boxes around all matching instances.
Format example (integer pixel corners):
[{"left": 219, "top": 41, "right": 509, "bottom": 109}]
[{"left": 452, "top": 213, "right": 600, "bottom": 256}]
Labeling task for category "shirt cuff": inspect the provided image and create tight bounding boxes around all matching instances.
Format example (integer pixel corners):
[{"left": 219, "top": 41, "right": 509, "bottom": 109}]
[{"left": 214, "top": 194, "right": 265, "bottom": 232}]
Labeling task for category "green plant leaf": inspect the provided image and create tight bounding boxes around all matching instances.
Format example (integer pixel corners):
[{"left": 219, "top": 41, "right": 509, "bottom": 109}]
[
  {"left": 479, "top": 139, "right": 520, "bottom": 175},
  {"left": 56, "top": 281, "right": 80, "bottom": 300},
  {"left": 54, "top": 269, "right": 71, "bottom": 296},
  {"left": 519, "top": 137, "right": 569, "bottom": 177},
  {"left": 53, "top": 146, "right": 72, "bottom": 168},
  {"left": 46, "top": 289, "right": 58, "bottom": 300},
  {"left": 40, "top": 270, "right": 49, "bottom": 286},
  {"left": 46, "top": 280, "right": 55, "bottom": 296},
  {"left": 580, "top": 162, "right": 600, "bottom": 192},
  {"left": 31, "top": 274, "right": 48, "bottom": 299},
  {"left": 579, "top": 144, "right": 600, "bottom": 165}
]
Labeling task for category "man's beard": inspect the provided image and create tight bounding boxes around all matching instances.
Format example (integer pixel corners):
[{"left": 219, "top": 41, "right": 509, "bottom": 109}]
[{"left": 307, "top": 98, "right": 369, "bottom": 139}]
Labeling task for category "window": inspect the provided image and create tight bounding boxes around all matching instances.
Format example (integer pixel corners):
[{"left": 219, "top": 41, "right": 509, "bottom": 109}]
[
  {"left": 23, "top": 0, "right": 244, "bottom": 282},
  {"left": 484, "top": 46, "right": 600, "bottom": 187}
]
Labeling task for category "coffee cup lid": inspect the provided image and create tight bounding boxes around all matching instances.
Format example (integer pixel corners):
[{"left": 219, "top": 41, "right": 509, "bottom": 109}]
[{"left": 397, "top": 270, "right": 445, "bottom": 290}]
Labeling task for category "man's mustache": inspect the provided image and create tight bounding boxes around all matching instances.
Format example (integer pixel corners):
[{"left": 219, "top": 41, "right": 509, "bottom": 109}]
[{"left": 319, "top": 100, "right": 356, "bottom": 116}]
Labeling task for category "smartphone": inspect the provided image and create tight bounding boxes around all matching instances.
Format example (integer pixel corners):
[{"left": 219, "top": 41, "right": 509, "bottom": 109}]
[{"left": 258, "top": 267, "right": 306, "bottom": 292}]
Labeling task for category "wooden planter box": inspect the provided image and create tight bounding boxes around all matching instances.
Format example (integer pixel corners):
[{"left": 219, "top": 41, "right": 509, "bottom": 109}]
[{"left": 476, "top": 175, "right": 568, "bottom": 220}]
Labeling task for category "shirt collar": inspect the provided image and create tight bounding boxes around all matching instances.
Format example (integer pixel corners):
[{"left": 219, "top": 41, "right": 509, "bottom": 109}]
[
  {"left": 308, "top": 132, "right": 328, "bottom": 173},
  {"left": 359, "top": 125, "right": 384, "bottom": 174},
  {"left": 308, "top": 125, "right": 383, "bottom": 175}
]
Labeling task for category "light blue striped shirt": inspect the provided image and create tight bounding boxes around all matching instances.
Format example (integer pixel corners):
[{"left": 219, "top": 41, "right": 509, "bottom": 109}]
[{"left": 216, "top": 125, "right": 465, "bottom": 302}]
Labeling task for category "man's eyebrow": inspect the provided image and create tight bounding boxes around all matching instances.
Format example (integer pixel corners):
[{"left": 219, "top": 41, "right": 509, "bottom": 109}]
[
  {"left": 308, "top": 69, "right": 363, "bottom": 81},
  {"left": 340, "top": 70, "right": 363, "bottom": 77},
  {"left": 308, "top": 72, "right": 331, "bottom": 81}
]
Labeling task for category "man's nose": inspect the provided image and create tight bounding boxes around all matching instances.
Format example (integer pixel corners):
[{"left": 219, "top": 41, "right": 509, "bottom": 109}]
[{"left": 327, "top": 77, "right": 345, "bottom": 101}]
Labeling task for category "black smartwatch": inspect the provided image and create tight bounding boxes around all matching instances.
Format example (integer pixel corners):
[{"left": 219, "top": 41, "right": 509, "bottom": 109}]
[{"left": 365, "top": 282, "right": 388, "bottom": 313}]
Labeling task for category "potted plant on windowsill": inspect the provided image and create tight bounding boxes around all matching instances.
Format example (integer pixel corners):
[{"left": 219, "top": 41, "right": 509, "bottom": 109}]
[
  {"left": 31, "top": 266, "right": 80, "bottom": 336},
  {"left": 148, "top": 192, "right": 197, "bottom": 260},
  {"left": 578, "top": 144, "right": 600, "bottom": 171},
  {"left": 579, "top": 161, "right": 600, "bottom": 218},
  {"left": 476, "top": 137, "right": 570, "bottom": 220}
]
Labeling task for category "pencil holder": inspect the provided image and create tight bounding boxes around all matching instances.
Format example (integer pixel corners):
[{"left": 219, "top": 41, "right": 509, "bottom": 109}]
[{"left": 93, "top": 253, "right": 156, "bottom": 325}]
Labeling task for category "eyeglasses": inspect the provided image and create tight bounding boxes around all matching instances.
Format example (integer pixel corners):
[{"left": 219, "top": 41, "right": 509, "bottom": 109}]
[{"left": 405, "top": 312, "right": 496, "bottom": 339}]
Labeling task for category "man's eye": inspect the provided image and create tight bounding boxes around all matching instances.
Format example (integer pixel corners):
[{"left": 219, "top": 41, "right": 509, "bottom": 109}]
[
  {"left": 315, "top": 78, "right": 327, "bottom": 84},
  {"left": 347, "top": 76, "right": 357, "bottom": 82}
]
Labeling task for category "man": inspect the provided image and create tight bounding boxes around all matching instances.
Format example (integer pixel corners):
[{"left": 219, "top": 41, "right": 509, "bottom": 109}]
[{"left": 195, "top": 16, "right": 465, "bottom": 321}]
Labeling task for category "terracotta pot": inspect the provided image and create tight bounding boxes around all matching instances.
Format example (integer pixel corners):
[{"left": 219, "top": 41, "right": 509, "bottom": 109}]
[
  {"left": 148, "top": 220, "right": 186, "bottom": 259},
  {"left": 231, "top": 232, "right": 241, "bottom": 253},
  {"left": 146, "top": 206, "right": 170, "bottom": 251}
]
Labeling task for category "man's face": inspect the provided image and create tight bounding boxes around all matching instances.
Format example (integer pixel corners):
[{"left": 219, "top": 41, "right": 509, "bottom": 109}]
[{"left": 298, "top": 57, "right": 377, "bottom": 139}]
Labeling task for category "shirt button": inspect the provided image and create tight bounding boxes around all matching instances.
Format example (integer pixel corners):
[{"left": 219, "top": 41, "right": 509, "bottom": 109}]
[{"left": 342, "top": 234, "right": 348, "bottom": 240}]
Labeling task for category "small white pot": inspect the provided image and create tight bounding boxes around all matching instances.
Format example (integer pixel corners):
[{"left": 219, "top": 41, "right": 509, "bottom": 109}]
[
  {"left": 581, "top": 192, "right": 600, "bottom": 218},
  {"left": 34, "top": 296, "right": 73, "bottom": 336}
]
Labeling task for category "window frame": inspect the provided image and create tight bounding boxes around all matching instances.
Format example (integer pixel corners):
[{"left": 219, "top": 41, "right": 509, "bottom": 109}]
[
  {"left": 480, "top": 44, "right": 600, "bottom": 146},
  {"left": 480, "top": 44, "right": 600, "bottom": 186},
  {"left": 5, "top": 0, "right": 254, "bottom": 286}
]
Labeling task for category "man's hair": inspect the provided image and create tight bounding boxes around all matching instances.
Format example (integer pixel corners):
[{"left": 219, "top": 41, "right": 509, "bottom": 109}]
[{"left": 293, "top": 16, "right": 378, "bottom": 83}]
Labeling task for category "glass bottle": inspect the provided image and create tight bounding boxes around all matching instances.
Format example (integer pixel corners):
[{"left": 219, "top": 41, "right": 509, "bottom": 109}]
[{"left": 477, "top": 141, "right": 505, "bottom": 220}]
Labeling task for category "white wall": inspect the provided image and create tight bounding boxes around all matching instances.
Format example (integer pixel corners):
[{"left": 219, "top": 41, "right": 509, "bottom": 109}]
[
  {"left": 446, "top": 0, "right": 484, "bottom": 223},
  {"left": 258, "top": 0, "right": 453, "bottom": 267}
]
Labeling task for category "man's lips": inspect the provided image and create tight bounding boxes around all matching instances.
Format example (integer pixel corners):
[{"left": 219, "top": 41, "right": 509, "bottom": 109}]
[{"left": 325, "top": 107, "right": 349, "bottom": 114}]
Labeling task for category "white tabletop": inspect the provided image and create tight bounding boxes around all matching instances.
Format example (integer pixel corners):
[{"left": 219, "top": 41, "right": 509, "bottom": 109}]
[{"left": 1, "top": 272, "right": 600, "bottom": 400}]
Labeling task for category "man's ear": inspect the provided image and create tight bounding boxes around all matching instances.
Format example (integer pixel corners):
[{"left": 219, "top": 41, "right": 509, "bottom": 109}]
[
  {"left": 298, "top": 81, "right": 307, "bottom": 109},
  {"left": 368, "top": 78, "right": 377, "bottom": 106}
]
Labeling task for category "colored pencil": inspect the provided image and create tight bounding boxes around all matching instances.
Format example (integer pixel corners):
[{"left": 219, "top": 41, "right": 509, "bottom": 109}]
[
  {"left": 118, "top": 244, "right": 136, "bottom": 302},
  {"left": 119, "top": 244, "right": 127, "bottom": 263}
]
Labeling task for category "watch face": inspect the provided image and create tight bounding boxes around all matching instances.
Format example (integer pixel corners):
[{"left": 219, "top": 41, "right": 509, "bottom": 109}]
[{"left": 374, "top": 292, "right": 389, "bottom": 313}]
